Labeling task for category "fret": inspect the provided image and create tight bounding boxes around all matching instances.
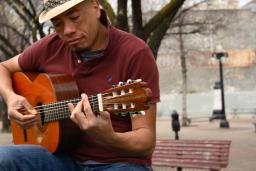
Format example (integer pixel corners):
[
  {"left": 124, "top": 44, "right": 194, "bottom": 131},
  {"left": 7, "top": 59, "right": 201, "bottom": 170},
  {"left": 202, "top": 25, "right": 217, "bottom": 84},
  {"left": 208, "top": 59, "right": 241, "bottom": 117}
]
[{"left": 40, "top": 95, "right": 99, "bottom": 123}]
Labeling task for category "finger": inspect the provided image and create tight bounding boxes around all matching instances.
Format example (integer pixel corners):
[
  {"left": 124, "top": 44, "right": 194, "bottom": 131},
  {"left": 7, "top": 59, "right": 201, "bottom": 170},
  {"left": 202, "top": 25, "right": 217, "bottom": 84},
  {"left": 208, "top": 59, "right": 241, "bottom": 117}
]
[
  {"left": 69, "top": 101, "right": 83, "bottom": 125},
  {"left": 99, "top": 111, "right": 110, "bottom": 120},
  {"left": 73, "top": 111, "right": 88, "bottom": 130},
  {"left": 23, "top": 101, "right": 37, "bottom": 115},
  {"left": 68, "top": 103, "right": 75, "bottom": 113},
  {"left": 16, "top": 117, "right": 39, "bottom": 129},
  {"left": 81, "top": 94, "right": 94, "bottom": 119},
  {"left": 9, "top": 110, "right": 37, "bottom": 122}
]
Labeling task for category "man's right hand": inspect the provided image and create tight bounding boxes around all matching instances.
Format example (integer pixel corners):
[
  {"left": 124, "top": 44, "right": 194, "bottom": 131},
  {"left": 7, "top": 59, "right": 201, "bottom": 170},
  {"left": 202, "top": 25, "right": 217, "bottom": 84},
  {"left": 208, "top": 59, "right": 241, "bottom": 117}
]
[{"left": 7, "top": 93, "right": 38, "bottom": 129}]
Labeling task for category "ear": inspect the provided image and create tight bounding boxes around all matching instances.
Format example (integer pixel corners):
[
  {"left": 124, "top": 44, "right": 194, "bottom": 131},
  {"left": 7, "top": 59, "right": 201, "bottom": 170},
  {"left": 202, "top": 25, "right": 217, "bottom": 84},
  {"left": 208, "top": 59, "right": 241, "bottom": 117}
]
[{"left": 91, "top": 0, "right": 101, "bottom": 18}]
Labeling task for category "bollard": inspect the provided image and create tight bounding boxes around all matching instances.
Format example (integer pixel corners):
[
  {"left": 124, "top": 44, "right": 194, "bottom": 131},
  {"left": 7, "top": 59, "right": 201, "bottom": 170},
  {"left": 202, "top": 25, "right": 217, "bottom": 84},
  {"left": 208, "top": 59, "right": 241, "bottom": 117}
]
[
  {"left": 171, "top": 110, "right": 182, "bottom": 171},
  {"left": 171, "top": 110, "right": 180, "bottom": 140}
]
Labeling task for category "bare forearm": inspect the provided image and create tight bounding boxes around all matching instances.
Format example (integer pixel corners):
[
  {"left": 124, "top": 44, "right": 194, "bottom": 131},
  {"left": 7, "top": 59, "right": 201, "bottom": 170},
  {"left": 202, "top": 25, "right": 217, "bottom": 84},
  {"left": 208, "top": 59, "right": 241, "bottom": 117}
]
[
  {"left": 111, "top": 127, "right": 156, "bottom": 156},
  {"left": 69, "top": 91, "right": 157, "bottom": 157},
  {"left": 0, "top": 64, "right": 16, "bottom": 102},
  {"left": 0, "top": 55, "right": 22, "bottom": 102},
  {"left": 104, "top": 105, "right": 157, "bottom": 156}
]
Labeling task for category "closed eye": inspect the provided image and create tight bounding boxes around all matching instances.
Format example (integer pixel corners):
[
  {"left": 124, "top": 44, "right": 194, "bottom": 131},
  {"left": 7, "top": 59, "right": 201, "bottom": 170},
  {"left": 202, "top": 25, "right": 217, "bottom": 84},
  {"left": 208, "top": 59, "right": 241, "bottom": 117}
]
[{"left": 69, "top": 14, "right": 80, "bottom": 22}]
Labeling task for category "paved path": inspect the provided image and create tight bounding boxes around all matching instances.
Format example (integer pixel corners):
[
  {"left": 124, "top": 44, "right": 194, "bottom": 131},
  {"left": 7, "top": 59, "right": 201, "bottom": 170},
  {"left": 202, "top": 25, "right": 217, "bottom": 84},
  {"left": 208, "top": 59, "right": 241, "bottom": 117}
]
[{"left": 1, "top": 116, "right": 256, "bottom": 171}]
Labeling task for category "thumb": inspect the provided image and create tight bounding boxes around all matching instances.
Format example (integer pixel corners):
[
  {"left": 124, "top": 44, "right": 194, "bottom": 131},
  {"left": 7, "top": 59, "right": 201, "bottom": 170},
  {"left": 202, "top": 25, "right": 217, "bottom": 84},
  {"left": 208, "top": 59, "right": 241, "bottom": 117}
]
[{"left": 23, "top": 101, "right": 36, "bottom": 115}]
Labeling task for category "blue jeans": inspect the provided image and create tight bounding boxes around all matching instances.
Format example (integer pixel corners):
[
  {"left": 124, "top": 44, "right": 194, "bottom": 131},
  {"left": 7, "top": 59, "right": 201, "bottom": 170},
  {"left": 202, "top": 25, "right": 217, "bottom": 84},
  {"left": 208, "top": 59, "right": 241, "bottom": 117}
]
[{"left": 0, "top": 145, "right": 150, "bottom": 171}]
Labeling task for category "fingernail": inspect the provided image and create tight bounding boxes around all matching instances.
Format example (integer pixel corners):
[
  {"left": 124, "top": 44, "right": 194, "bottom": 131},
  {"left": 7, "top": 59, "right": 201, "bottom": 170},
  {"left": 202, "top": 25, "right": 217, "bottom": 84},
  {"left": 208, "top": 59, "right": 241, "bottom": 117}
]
[
  {"left": 32, "top": 109, "right": 37, "bottom": 114},
  {"left": 81, "top": 93, "right": 86, "bottom": 99}
]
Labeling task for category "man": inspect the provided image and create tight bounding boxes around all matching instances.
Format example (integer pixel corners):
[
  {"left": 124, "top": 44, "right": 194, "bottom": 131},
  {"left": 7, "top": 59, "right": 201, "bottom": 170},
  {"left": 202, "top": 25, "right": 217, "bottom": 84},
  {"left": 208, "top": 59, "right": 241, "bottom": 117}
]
[{"left": 0, "top": 0, "right": 160, "bottom": 171}]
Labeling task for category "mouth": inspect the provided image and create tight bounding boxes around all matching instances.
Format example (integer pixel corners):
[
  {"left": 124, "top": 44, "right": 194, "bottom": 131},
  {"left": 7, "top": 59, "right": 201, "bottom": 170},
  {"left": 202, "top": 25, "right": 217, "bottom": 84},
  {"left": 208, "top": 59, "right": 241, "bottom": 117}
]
[{"left": 67, "top": 38, "right": 81, "bottom": 46}]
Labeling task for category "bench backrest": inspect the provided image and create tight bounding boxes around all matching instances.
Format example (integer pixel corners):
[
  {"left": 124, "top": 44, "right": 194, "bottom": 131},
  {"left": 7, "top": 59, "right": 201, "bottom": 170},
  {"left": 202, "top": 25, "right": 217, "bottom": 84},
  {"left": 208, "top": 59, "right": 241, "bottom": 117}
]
[{"left": 152, "top": 139, "right": 231, "bottom": 170}]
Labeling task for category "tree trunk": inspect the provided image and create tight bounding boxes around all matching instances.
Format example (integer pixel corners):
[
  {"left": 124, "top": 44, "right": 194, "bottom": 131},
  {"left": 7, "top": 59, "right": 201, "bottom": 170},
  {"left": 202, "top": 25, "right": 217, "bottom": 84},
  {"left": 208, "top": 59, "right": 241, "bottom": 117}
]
[
  {"left": 178, "top": 17, "right": 190, "bottom": 126},
  {"left": 131, "top": 0, "right": 144, "bottom": 38},
  {"left": 116, "top": 0, "right": 129, "bottom": 32}
]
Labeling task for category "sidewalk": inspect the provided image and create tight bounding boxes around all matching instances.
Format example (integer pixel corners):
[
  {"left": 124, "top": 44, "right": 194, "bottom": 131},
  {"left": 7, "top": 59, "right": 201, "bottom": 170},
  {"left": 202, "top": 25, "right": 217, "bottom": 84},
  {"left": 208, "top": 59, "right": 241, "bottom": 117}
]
[{"left": 0, "top": 116, "right": 256, "bottom": 170}]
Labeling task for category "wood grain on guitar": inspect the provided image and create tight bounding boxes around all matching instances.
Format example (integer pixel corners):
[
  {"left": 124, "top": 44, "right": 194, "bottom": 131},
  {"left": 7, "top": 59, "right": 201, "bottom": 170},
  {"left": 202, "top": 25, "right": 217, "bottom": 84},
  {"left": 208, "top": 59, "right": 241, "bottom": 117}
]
[{"left": 11, "top": 72, "right": 152, "bottom": 153}]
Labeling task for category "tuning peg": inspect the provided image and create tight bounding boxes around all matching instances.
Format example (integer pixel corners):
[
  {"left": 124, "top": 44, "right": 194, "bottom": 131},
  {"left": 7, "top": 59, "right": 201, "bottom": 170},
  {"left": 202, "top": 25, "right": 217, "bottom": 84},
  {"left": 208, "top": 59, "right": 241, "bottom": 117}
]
[
  {"left": 118, "top": 81, "right": 124, "bottom": 86},
  {"left": 130, "top": 111, "right": 146, "bottom": 117},
  {"left": 126, "top": 79, "right": 134, "bottom": 84},
  {"left": 134, "top": 79, "right": 142, "bottom": 83},
  {"left": 123, "top": 112, "right": 129, "bottom": 116},
  {"left": 139, "top": 111, "right": 146, "bottom": 115},
  {"left": 112, "top": 84, "right": 117, "bottom": 88},
  {"left": 117, "top": 112, "right": 129, "bottom": 117}
]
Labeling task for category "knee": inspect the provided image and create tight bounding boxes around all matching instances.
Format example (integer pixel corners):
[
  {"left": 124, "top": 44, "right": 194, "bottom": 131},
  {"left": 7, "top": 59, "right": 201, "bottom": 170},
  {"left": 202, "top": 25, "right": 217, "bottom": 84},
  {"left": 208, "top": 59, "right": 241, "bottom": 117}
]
[
  {"left": 0, "top": 145, "right": 49, "bottom": 170},
  {"left": 0, "top": 146, "right": 19, "bottom": 170}
]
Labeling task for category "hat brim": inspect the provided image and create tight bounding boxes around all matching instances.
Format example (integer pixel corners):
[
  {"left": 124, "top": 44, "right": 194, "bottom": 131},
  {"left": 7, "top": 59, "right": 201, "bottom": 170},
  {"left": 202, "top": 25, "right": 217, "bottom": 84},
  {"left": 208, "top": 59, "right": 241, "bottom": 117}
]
[{"left": 39, "top": 0, "right": 85, "bottom": 23}]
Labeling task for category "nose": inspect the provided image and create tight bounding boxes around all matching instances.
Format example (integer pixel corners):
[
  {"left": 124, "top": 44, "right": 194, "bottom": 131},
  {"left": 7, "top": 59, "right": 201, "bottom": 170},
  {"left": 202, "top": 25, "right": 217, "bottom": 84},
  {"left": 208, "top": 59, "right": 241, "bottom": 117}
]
[{"left": 63, "top": 20, "right": 76, "bottom": 37}]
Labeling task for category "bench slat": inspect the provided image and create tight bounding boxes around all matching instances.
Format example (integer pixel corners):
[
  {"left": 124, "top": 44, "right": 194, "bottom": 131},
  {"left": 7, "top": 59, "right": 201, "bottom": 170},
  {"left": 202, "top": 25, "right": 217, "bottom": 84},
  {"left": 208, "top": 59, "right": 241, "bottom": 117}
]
[
  {"left": 152, "top": 139, "right": 231, "bottom": 170},
  {"left": 153, "top": 153, "right": 229, "bottom": 161}
]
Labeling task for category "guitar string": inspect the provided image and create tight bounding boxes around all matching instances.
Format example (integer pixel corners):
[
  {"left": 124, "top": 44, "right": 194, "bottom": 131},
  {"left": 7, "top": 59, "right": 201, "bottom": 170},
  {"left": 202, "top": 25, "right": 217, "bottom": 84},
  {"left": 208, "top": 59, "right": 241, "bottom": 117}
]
[
  {"left": 17, "top": 100, "right": 136, "bottom": 117},
  {"left": 18, "top": 103, "right": 100, "bottom": 123},
  {"left": 17, "top": 90, "right": 128, "bottom": 114},
  {"left": 18, "top": 99, "right": 99, "bottom": 115},
  {"left": 18, "top": 97, "right": 99, "bottom": 115},
  {"left": 21, "top": 91, "right": 113, "bottom": 111},
  {"left": 17, "top": 90, "right": 138, "bottom": 118},
  {"left": 16, "top": 93, "right": 118, "bottom": 116},
  {"left": 18, "top": 94, "right": 139, "bottom": 116}
]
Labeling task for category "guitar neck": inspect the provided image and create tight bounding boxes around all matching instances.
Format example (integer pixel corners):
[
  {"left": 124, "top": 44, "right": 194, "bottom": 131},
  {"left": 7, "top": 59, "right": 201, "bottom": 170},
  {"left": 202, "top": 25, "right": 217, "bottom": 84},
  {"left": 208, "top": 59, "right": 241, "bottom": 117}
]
[{"left": 38, "top": 95, "right": 101, "bottom": 124}]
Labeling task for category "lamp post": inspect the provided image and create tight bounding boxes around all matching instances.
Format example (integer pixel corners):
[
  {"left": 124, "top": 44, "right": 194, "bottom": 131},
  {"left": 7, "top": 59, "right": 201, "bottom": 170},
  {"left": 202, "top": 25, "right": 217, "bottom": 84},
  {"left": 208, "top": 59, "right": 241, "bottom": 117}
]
[{"left": 211, "top": 52, "right": 229, "bottom": 128}]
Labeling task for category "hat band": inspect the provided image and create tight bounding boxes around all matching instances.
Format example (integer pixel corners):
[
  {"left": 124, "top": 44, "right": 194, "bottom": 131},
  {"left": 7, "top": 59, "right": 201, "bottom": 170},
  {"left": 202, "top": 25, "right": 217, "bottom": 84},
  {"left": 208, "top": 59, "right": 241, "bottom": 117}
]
[{"left": 44, "top": 0, "right": 71, "bottom": 12}]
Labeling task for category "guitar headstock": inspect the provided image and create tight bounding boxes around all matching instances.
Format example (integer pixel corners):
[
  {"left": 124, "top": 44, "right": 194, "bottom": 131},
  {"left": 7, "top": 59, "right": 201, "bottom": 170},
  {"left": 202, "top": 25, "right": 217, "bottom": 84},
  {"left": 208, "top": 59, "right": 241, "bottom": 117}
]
[{"left": 98, "top": 79, "right": 152, "bottom": 116}]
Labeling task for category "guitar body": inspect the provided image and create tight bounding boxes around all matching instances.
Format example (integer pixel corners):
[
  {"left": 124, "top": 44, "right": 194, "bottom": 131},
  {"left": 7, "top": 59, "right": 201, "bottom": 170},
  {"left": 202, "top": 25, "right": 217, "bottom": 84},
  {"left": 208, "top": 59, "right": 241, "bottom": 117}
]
[{"left": 11, "top": 72, "right": 82, "bottom": 153}]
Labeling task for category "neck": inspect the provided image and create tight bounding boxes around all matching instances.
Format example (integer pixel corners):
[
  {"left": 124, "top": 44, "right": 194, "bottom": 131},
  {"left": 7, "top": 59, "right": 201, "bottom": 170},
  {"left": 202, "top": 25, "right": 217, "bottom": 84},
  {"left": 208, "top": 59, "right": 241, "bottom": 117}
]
[{"left": 91, "top": 23, "right": 109, "bottom": 51}]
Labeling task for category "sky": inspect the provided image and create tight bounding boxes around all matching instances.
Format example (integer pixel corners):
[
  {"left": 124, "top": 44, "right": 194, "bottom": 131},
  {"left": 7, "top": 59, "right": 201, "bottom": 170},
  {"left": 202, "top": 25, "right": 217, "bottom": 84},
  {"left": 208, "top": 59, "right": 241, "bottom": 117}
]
[{"left": 240, "top": 0, "right": 252, "bottom": 6}]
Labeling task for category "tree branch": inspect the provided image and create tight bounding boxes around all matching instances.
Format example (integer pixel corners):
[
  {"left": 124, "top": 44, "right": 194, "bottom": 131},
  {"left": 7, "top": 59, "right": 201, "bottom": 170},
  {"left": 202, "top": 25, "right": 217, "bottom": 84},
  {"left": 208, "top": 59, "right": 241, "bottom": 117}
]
[
  {"left": 0, "top": 44, "right": 13, "bottom": 59},
  {"left": 100, "top": 0, "right": 116, "bottom": 25},
  {"left": 5, "top": 0, "right": 33, "bottom": 31},
  {"left": 0, "top": 22, "right": 30, "bottom": 45},
  {"left": 143, "top": 0, "right": 186, "bottom": 40},
  {"left": 0, "top": 34, "right": 19, "bottom": 55}
]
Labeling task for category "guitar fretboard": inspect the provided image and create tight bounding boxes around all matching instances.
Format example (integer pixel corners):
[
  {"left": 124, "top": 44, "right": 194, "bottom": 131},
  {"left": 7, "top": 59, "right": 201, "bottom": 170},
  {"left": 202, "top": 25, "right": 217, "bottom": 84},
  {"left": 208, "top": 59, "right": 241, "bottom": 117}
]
[{"left": 37, "top": 95, "right": 99, "bottom": 124}]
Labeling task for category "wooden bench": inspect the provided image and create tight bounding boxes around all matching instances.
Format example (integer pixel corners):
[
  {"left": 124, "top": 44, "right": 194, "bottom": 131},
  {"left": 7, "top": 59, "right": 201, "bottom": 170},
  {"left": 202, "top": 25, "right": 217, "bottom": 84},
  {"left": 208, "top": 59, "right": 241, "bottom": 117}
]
[
  {"left": 253, "top": 122, "right": 256, "bottom": 133},
  {"left": 230, "top": 108, "right": 256, "bottom": 118},
  {"left": 152, "top": 139, "right": 231, "bottom": 171}
]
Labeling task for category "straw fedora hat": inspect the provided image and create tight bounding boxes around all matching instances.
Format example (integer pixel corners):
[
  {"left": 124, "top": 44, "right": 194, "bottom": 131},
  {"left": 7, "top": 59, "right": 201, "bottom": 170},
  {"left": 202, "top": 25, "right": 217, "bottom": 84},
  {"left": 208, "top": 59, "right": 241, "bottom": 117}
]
[{"left": 39, "top": 0, "right": 86, "bottom": 23}]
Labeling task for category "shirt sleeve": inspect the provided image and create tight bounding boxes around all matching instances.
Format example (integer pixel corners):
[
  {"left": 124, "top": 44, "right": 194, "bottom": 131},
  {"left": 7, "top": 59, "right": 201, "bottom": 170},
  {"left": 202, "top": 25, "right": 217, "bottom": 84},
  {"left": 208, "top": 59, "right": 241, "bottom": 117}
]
[
  {"left": 127, "top": 44, "right": 160, "bottom": 104},
  {"left": 18, "top": 42, "right": 43, "bottom": 71},
  {"left": 18, "top": 33, "right": 58, "bottom": 72}
]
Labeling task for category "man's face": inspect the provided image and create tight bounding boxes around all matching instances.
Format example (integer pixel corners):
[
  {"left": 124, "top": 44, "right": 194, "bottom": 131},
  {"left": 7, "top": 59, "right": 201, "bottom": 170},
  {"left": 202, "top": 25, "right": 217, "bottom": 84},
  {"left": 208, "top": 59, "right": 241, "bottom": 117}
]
[{"left": 51, "top": 1, "right": 101, "bottom": 50}]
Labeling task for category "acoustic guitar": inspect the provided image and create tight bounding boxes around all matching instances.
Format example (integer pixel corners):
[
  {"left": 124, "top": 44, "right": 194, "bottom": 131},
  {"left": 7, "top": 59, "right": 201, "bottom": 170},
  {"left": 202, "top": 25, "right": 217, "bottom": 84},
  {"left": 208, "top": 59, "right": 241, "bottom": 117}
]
[{"left": 11, "top": 72, "right": 152, "bottom": 153}]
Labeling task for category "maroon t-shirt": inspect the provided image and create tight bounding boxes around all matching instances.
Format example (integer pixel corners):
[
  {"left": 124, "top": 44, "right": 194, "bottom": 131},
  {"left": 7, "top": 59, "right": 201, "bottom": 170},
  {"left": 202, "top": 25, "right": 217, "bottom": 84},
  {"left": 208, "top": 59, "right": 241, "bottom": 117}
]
[{"left": 19, "top": 26, "right": 160, "bottom": 165}]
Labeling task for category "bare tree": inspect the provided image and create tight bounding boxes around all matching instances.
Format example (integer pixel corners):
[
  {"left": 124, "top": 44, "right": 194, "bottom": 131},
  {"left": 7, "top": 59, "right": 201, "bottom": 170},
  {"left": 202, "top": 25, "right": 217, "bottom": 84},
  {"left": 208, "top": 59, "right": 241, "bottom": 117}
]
[
  {"left": 0, "top": 0, "right": 46, "bottom": 59},
  {"left": 0, "top": 0, "right": 187, "bottom": 60},
  {"left": 101, "top": 0, "right": 187, "bottom": 59},
  {"left": 166, "top": 0, "right": 224, "bottom": 126}
]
